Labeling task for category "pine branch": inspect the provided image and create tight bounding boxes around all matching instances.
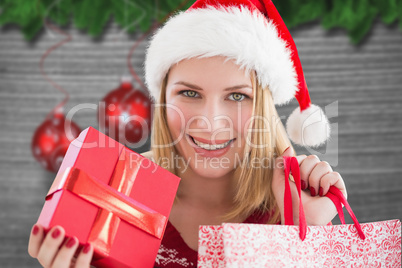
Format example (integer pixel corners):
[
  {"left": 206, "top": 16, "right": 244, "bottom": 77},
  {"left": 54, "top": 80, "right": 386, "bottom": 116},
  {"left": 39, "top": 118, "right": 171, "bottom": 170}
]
[{"left": 0, "top": 0, "right": 401, "bottom": 43}]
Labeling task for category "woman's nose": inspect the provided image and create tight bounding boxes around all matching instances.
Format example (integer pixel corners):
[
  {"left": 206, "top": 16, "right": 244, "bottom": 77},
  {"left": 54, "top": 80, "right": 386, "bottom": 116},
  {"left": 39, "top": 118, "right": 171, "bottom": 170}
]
[{"left": 194, "top": 100, "right": 230, "bottom": 131}]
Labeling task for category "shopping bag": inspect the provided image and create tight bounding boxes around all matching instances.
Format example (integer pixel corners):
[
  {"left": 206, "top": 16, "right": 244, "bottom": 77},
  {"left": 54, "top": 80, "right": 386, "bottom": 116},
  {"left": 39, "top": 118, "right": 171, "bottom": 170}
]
[{"left": 198, "top": 156, "right": 401, "bottom": 267}]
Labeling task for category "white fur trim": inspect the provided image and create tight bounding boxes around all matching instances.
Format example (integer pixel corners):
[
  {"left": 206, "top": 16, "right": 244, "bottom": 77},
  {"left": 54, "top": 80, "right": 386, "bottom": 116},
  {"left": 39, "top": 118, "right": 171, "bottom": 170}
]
[
  {"left": 145, "top": 6, "right": 298, "bottom": 105},
  {"left": 286, "top": 104, "right": 331, "bottom": 147}
]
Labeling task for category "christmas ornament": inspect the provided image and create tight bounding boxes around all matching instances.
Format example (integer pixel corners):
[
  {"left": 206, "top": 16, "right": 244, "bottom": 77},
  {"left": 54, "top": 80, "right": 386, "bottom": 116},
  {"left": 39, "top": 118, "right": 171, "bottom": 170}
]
[
  {"left": 99, "top": 76, "right": 152, "bottom": 146},
  {"left": 32, "top": 21, "right": 81, "bottom": 172},
  {"left": 31, "top": 111, "right": 81, "bottom": 172}
]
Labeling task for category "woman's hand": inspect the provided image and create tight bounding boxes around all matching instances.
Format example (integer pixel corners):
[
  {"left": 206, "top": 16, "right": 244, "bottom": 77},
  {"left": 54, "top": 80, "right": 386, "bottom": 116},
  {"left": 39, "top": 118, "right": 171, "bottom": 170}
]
[
  {"left": 272, "top": 147, "right": 347, "bottom": 226},
  {"left": 28, "top": 224, "right": 93, "bottom": 268}
]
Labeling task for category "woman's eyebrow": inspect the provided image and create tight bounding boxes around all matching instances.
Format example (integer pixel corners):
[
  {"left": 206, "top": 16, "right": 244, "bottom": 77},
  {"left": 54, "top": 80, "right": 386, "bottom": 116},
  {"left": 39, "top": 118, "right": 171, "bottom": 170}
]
[
  {"left": 224, "top": 85, "right": 252, "bottom": 92},
  {"left": 174, "top": 81, "right": 252, "bottom": 92},
  {"left": 174, "top": 81, "right": 203, "bottom": 90}
]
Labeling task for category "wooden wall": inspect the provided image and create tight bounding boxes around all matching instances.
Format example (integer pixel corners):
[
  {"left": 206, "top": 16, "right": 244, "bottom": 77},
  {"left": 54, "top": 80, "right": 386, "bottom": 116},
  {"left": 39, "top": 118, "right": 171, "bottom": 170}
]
[{"left": 0, "top": 19, "right": 401, "bottom": 266}]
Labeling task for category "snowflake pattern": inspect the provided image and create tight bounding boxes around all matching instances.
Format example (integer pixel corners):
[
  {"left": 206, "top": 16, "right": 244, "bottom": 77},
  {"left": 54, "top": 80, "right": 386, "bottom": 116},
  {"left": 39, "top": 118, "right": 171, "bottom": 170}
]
[
  {"left": 198, "top": 220, "right": 401, "bottom": 267},
  {"left": 155, "top": 244, "right": 194, "bottom": 267},
  {"left": 198, "top": 225, "right": 226, "bottom": 268}
]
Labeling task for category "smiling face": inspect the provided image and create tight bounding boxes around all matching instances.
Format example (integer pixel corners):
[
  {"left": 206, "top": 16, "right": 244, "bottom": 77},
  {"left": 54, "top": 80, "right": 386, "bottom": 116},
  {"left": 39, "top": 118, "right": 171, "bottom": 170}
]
[{"left": 165, "top": 56, "right": 254, "bottom": 178}]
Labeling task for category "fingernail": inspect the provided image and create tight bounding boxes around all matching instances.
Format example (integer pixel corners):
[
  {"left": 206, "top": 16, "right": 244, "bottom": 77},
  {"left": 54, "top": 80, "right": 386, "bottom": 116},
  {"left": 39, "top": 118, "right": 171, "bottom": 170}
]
[
  {"left": 51, "top": 228, "right": 61, "bottom": 239},
  {"left": 65, "top": 237, "right": 76, "bottom": 248},
  {"left": 310, "top": 187, "right": 316, "bottom": 197},
  {"left": 83, "top": 243, "right": 91, "bottom": 254},
  {"left": 301, "top": 181, "right": 306, "bottom": 190},
  {"left": 319, "top": 187, "right": 324, "bottom": 196},
  {"left": 32, "top": 225, "right": 39, "bottom": 235}
]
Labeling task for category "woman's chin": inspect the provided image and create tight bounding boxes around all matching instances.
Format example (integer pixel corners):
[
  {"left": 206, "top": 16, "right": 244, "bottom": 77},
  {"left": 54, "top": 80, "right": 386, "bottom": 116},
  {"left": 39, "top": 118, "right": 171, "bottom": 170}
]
[{"left": 187, "top": 158, "right": 235, "bottom": 179}]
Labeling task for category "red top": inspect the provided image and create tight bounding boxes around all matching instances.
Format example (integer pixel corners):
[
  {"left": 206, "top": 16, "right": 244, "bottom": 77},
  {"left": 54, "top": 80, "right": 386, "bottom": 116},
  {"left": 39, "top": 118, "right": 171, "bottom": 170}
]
[{"left": 154, "top": 210, "right": 272, "bottom": 268}]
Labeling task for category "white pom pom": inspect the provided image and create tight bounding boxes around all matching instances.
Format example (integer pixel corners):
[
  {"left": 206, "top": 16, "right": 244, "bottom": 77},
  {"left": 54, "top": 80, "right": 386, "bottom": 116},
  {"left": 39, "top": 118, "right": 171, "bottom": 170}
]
[{"left": 286, "top": 104, "right": 331, "bottom": 147}]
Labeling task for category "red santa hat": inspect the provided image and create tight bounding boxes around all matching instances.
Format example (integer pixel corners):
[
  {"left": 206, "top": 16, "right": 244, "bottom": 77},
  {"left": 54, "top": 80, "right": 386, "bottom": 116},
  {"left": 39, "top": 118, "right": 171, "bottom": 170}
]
[{"left": 145, "top": 0, "right": 331, "bottom": 148}]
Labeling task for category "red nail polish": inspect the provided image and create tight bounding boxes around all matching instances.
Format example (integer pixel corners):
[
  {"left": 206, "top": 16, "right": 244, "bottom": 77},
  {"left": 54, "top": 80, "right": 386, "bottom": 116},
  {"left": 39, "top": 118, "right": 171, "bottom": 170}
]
[
  {"left": 301, "top": 181, "right": 306, "bottom": 190},
  {"left": 83, "top": 243, "right": 91, "bottom": 254},
  {"left": 310, "top": 187, "right": 316, "bottom": 196},
  {"left": 65, "top": 237, "right": 76, "bottom": 248},
  {"left": 32, "top": 225, "right": 39, "bottom": 235},
  {"left": 319, "top": 187, "right": 324, "bottom": 196},
  {"left": 51, "top": 228, "right": 61, "bottom": 239}
]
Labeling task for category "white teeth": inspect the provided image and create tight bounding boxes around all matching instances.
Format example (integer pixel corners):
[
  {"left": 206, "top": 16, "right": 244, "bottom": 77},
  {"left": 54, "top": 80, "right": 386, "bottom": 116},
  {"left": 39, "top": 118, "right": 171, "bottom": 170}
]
[{"left": 192, "top": 137, "right": 232, "bottom": 151}]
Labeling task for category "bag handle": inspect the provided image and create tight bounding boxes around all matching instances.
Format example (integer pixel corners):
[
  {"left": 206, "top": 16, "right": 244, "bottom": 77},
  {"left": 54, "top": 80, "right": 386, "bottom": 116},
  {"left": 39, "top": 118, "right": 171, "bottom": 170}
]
[{"left": 282, "top": 156, "right": 365, "bottom": 240}]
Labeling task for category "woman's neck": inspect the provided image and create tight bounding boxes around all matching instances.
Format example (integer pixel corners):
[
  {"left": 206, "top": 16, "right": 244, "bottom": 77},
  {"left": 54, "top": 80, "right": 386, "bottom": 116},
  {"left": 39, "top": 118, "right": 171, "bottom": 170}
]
[{"left": 175, "top": 161, "right": 237, "bottom": 213}]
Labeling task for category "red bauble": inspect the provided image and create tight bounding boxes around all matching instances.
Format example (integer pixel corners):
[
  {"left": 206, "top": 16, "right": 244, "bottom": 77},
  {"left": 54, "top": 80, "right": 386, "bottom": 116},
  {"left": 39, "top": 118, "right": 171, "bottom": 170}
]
[
  {"left": 99, "top": 77, "right": 152, "bottom": 146},
  {"left": 31, "top": 112, "right": 81, "bottom": 172}
]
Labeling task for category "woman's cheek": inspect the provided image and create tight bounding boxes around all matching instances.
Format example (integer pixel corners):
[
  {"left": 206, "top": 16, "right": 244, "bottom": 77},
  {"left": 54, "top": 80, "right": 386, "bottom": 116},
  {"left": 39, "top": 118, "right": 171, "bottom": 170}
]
[
  {"left": 237, "top": 105, "right": 253, "bottom": 145},
  {"left": 166, "top": 103, "right": 186, "bottom": 142}
]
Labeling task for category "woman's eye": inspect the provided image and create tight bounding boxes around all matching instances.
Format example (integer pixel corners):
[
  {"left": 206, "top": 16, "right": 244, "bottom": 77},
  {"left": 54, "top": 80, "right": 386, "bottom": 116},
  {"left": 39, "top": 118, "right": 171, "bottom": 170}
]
[
  {"left": 182, "top": 90, "right": 198, "bottom": 98},
  {"left": 229, "top": 93, "right": 246, "bottom": 101}
]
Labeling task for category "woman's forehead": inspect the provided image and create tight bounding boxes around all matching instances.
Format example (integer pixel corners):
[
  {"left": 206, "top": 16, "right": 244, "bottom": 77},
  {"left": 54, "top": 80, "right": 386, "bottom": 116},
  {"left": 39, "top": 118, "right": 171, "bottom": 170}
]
[
  {"left": 172, "top": 56, "right": 247, "bottom": 71},
  {"left": 167, "top": 56, "right": 252, "bottom": 87}
]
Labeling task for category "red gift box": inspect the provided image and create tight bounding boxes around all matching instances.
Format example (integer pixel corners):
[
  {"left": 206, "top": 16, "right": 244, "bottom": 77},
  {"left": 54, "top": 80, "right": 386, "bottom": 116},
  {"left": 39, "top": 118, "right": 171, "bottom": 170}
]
[{"left": 36, "top": 127, "right": 181, "bottom": 267}]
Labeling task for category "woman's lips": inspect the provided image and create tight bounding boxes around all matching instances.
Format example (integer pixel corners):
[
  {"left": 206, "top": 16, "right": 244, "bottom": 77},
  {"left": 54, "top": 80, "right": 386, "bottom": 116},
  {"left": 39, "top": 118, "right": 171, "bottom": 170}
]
[
  {"left": 189, "top": 135, "right": 232, "bottom": 145},
  {"left": 186, "top": 134, "right": 235, "bottom": 158}
]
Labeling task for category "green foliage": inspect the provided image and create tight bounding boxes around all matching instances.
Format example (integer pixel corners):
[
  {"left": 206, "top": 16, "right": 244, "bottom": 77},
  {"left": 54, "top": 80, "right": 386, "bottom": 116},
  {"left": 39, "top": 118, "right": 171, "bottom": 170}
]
[
  {"left": 0, "top": 0, "right": 189, "bottom": 40},
  {"left": 72, "top": 0, "right": 112, "bottom": 36},
  {"left": 47, "top": 0, "right": 72, "bottom": 26},
  {"left": 0, "top": 0, "right": 401, "bottom": 43},
  {"left": 274, "top": 0, "right": 402, "bottom": 44},
  {"left": 274, "top": 0, "right": 326, "bottom": 28},
  {"left": 321, "top": 0, "right": 378, "bottom": 43}
]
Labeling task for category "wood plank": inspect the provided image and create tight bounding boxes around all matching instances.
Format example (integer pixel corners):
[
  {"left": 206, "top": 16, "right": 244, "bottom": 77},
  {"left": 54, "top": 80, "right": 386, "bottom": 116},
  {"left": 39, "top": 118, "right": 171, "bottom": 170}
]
[{"left": 0, "top": 20, "right": 401, "bottom": 266}]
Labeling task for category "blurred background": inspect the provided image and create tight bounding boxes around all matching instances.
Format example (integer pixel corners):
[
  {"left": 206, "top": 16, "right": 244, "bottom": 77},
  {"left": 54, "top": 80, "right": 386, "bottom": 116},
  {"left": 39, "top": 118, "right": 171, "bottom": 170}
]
[{"left": 0, "top": 0, "right": 401, "bottom": 266}]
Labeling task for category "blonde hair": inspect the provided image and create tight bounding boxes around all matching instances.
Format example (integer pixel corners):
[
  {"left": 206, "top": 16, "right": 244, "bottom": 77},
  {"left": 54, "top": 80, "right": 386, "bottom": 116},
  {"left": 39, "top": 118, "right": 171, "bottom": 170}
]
[{"left": 151, "top": 71, "right": 294, "bottom": 224}]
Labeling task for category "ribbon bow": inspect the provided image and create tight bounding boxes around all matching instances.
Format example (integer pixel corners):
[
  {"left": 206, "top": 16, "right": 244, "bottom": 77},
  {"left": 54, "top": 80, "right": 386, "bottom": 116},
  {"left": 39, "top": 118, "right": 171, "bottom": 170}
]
[{"left": 47, "top": 149, "right": 167, "bottom": 257}]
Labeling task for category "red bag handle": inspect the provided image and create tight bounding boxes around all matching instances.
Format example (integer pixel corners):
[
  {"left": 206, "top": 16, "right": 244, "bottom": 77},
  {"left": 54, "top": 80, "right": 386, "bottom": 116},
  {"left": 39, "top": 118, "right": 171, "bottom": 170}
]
[{"left": 282, "top": 156, "right": 365, "bottom": 241}]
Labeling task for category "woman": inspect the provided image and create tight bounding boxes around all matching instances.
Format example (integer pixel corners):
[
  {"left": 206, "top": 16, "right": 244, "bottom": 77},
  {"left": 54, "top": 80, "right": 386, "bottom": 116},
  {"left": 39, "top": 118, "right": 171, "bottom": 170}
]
[{"left": 28, "top": 0, "right": 346, "bottom": 267}]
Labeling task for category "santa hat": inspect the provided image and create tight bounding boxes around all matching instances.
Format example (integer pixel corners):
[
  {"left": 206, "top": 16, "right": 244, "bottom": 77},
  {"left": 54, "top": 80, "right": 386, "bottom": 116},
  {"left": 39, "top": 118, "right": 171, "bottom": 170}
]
[{"left": 145, "top": 0, "right": 330, "bottom": 148}]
